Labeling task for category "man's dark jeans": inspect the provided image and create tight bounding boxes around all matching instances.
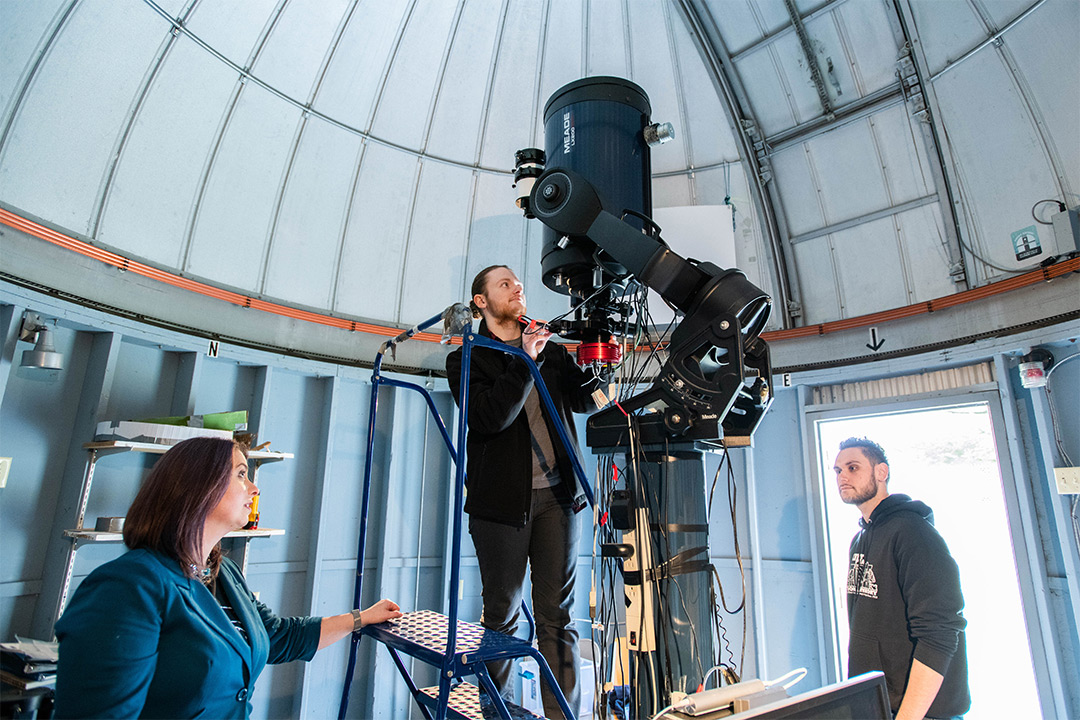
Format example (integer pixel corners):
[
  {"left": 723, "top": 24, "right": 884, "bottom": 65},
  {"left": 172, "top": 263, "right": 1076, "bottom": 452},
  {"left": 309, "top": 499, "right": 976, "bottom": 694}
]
[{"left": 469, "top": 485, "right": 581, "bottom": 719}]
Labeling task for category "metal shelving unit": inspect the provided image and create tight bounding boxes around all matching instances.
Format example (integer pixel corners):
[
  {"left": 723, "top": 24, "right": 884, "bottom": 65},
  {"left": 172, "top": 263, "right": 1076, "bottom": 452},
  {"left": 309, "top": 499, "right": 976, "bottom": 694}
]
[{"left": 52, "top": 438, "right": 293, "bottom": 627}]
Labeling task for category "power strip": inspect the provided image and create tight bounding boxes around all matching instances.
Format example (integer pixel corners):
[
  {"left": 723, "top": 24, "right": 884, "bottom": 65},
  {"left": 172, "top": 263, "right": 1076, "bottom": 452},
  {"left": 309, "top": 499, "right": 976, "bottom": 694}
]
[{"left": 676, "top": 679, "right": 767, "bottom": 716}]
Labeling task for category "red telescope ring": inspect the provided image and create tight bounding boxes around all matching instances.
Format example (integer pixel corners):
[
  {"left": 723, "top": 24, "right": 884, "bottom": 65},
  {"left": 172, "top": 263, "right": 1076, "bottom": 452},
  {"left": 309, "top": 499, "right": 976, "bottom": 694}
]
[{"left": 577, "top": 341, "right": 622, "bottom": 365}]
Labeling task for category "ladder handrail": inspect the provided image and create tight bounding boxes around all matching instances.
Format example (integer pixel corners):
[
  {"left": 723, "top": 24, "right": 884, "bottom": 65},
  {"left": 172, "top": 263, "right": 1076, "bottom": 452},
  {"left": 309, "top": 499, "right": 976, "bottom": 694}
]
[
  {"left": 340, "top": 308, "right": 592, "bottom": 719},
  {"left": 341, "top": 311, "right": 447, "bottom": 718},
  {"left": 460, "top": 331, "right": 595, "bottom": 507}
]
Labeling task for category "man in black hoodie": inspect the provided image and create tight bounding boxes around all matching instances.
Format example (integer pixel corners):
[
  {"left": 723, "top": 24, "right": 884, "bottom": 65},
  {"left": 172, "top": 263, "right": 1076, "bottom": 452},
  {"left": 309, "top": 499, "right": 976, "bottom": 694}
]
[
  {"left": 834, "top": 437, "right": 970, "bottom": 719},
  {"left": 446, "top": 265, "right": 601, "bottom": 718}
]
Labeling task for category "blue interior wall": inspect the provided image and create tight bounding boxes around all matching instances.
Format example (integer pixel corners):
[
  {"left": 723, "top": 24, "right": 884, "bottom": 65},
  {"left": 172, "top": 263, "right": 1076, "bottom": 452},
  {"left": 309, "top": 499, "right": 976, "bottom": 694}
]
[
  {"left": 1009, "top": 345, "right": 1080, "bottom": 716},
  {"left": 741, "top": 386, "right": 825, "bottom": 687},
  {"left": 1, "top": 283, "right": 1077, "bottom": 718}
]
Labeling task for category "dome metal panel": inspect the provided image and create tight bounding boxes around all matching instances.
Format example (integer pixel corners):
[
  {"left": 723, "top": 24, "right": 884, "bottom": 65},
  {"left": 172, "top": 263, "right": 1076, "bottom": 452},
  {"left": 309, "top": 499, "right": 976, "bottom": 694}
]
[
  {"left": 670, "top": 22, "right": 740, "bottom": 167},
  {"left": 734, "top": 41, "right": 801, "bottom": 136},
  {"left": 466, "top": 172, "right": 528, "bottom": 285},
  {"left": 909, "top": 0, "right": 989, "bottom": 75},
  {"left": 585, "top": 0, "right": 629, "bottom": 77},
  {"left": 333, "top": 142, "right": 416, "bottom": 321},
  {"left": 147, "top": 0, "right": 187, "bottom": 19},
  {"left": 932, "top": 52, "right": 1064, "bottom": 276},
  {"left": 770, "top": 146, "right": 823, "bottom": 236},
  {"left": 975, "top": 0, "right": 1038, "bottom": 33},
  {"left": 0, "top": 0, "right": 67, "bottom": 121},
  {"left": 895, "top": 204, "right": 957, "bottom": 302},
  {"left": 1006, "top": 1, "right": 1079, "bottom": 197},
  {"left": 0, "top": 1, "right": 163, "bottom": 233},
  {"left": 792, "top": 235, "right": 840, "bottom": 323},
  {"left": 829, "top": 216, "right": 912, "bottom": 317},
  {"left": 172, "top": 0, "right": 278, "bottom": 73},
  {"left": 537, "top": 5, "right": 586, "bottom": 105},
  {"left": 799, "top": 10, "right": 851, "bottom": 101},
  {"left": 398, "top": 161, "right": 474, "bottom": 323},
  {"left": 477, "top": 0, "right": 545, "bottom": 169},
  {"left": 97, "top": 38, "right": 237, "bottom": 268},
  {"left": 629, "top": 4, "right": 690, "bottom": 175},
  {"left": 830, "top": 0, "right": 901, "bottom": 97},
  {"left": 425, "top": 0, "right": 503, "bottom": 164},
  {"left": 309, "top": 1, "right": 409, "bottom": 134},
  {"left": 186, "top": 85, "right": 302, "bottom": 290},
  {"left": 708, "top": 0, "right": 788, "bottom": 55},
  {"left": 652, "top": 172, "right": 694, "bottom": 209},
  {"left": 870, "top": 104, "right": 937, "bottom": 204},
  {"left": 369, "top": 1, "right": 461, "bottom": 151},
  {"left": 800, "top": 121, "right": 893, "bottom": 227},
  {"left": 182, "top": 0, "right": 280, "bottom": 69},
  {"left": 252, "top": 0, "right": 352, "bottom": 104},
  {"left": 767, "top": 29, "right": 835, "bottom": 127},
  {"left": 264, "top": 120, "right": 363, "bottom": 310},
  {"left": 520, "top": 218, "right": 565, "bottom": 323}
]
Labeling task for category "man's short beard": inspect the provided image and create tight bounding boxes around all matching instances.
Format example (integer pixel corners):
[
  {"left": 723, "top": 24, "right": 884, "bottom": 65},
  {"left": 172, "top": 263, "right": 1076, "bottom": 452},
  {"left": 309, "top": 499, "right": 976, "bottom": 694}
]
[
  {"left": 841, "top": 483, "right": 879, "bottom": 506},
  {"left": 484, "top": 297, "right": 524, "bottom": 324}
]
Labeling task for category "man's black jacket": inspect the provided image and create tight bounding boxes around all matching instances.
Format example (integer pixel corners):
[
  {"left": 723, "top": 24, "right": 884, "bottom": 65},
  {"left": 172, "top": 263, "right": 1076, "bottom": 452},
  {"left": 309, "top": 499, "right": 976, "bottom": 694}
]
[{"left": 445, "top": 319, "right": 599, "bottom": 527}]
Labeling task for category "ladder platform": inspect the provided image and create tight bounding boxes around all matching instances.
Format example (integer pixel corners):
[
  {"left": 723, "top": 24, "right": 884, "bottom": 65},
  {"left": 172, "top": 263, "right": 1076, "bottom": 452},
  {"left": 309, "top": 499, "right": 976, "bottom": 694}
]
[
  {"left": 364, "top": 610, "right": 538, "bottom": 671},
  {"left": 418, "top": 682, "right": 544, "bottom": 720}
]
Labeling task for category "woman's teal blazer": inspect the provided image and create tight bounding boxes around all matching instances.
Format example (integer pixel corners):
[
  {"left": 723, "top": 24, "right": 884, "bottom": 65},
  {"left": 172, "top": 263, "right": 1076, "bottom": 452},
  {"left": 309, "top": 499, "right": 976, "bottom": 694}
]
[{"left": 54, "top": 548, "right": 322, "bottom": 718}]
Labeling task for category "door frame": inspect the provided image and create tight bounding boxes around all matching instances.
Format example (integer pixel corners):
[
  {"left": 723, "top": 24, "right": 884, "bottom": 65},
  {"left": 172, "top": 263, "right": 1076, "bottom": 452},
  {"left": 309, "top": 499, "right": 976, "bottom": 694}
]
[{"left": 801, "top": 387, "right": 1059, "bottom": 717}]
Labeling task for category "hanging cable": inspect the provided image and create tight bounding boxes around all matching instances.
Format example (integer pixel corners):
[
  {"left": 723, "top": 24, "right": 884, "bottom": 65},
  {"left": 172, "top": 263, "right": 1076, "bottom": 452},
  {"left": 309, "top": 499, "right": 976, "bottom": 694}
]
[
  {"left": 1031, "top": 198, "right": 1066, "bottom": 225},
  {"left": 1043, "top": 353, "right": 1080, "bottom": 551}
]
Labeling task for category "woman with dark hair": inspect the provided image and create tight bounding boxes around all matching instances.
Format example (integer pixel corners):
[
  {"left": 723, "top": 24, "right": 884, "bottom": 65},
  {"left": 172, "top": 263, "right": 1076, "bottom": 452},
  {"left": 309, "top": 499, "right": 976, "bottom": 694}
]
[{"left": 54, "top": 436, "right": 402, "bottom": 718}]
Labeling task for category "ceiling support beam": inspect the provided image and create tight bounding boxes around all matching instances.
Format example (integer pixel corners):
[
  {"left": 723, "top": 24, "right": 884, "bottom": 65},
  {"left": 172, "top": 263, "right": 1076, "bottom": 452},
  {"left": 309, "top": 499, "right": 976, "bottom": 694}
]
[
  {"left": 782, "top": 0, "right": 835, "bottom": 119},
  {"left": 889, "top": 0, "right": 970, "bottom": 290},
  {"left": 765, "top": 81, "right": 904, "bottom": 153},
  {"left": 929, "top": 0, "right": 1048, "bottom": 82},
  {"left": 730, "top": 0, "right": 851, "bottom": 62},
  {"left": 675, "top": 0, "right": 803, "bottom": 328},
  {"left": 789, "top": 193, "right": 939, "bottom": 246}
]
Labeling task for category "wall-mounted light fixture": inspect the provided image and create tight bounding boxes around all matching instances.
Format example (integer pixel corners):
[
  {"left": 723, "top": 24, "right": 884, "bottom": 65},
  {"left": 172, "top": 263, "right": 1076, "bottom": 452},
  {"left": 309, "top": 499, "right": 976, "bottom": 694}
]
[
  {"left": 1018, "top": 347, "right": 1053, "bottom": 389},
  {"left": 19, "top": 312, "right": 64, "bottom": 371}
]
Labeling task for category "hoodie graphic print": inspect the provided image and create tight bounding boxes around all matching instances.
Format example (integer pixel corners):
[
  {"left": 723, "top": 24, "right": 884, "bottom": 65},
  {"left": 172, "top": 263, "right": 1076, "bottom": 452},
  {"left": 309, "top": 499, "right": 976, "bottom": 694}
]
[{"left": 847, "top": 552, "right": 878, "bottom": 599}]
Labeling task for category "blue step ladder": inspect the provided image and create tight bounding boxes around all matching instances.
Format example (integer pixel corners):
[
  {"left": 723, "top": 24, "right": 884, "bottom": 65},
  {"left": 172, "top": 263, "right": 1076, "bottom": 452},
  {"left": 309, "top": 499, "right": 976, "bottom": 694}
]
[{"left": 338, "top": 306, "right": 595, "bottom": 720}]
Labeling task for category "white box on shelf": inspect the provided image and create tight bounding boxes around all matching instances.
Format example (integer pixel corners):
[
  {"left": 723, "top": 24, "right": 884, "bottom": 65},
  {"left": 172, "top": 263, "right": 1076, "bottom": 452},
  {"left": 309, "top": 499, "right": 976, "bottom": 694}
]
[{"left": 94, "top": 421, "right": 232, "bottom": 445}]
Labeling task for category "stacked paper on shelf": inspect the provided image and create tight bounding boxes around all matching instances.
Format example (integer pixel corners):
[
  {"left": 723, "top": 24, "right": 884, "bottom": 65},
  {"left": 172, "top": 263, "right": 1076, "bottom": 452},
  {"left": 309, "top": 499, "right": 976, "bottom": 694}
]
[
  {"left": 94, "top": 421, "right": 233, "bottom": 445},
  {"left": 1, "top": 638, "right": 57, "bottom": 690}
]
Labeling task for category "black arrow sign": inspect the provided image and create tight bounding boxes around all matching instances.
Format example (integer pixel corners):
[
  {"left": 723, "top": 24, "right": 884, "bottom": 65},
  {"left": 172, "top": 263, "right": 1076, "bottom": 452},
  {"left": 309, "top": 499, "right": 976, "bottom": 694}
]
[{"left": 866, "top": 327, "right": 885, "bottom": 351}]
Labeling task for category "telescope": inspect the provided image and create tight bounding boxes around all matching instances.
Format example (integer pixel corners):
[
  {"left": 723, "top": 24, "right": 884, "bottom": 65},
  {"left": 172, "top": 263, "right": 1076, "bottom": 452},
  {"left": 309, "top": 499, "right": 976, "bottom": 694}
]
[{"left": 515, "top": 76, "right": 773, "bottom": 447}]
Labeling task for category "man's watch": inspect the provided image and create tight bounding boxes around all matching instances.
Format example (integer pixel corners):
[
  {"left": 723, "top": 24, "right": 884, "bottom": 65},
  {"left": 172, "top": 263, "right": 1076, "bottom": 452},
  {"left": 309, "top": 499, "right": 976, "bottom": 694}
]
[{"left": 350, "top": 608, "right": 364, "bottom": 633}]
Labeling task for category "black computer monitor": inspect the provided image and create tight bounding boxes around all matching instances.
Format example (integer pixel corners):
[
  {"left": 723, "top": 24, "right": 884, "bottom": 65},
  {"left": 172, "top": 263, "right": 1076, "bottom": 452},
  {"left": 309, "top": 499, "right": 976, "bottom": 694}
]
[{"left": 729, "top": 672, "right": 890, "bottom": 719}]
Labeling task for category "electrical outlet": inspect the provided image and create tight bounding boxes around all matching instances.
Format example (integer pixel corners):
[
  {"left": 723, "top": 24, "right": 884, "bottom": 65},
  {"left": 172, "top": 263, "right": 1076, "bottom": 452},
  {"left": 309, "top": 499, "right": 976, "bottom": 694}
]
[
  {"left": 1054, "top": 467, "right": 1080, "bottom": 495},
  {"left": 0, "top": 457, "right": 10, "bottom": 488}
]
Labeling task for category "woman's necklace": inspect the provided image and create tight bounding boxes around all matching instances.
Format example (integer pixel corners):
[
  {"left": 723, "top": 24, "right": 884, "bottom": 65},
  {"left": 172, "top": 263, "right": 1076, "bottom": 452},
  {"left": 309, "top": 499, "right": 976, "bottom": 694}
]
[{"left": 189, "top": 563, "right": 212, "bottom": 584}]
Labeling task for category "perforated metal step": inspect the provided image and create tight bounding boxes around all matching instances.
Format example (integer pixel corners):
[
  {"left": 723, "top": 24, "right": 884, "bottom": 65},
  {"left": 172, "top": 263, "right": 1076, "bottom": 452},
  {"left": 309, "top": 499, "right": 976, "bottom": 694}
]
[
  {"left": 364, "top": 609, "right": 534, "bottom": 668},
  {"left": 418, "top": 682, "right": 544, "bottom": 720}
]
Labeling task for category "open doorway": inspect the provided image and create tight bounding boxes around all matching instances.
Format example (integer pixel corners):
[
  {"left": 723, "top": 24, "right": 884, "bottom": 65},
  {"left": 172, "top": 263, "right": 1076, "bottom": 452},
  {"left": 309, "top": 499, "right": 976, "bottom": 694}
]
[{"left": 814, "top": 402, "right": 1040, "bottom": 718}]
